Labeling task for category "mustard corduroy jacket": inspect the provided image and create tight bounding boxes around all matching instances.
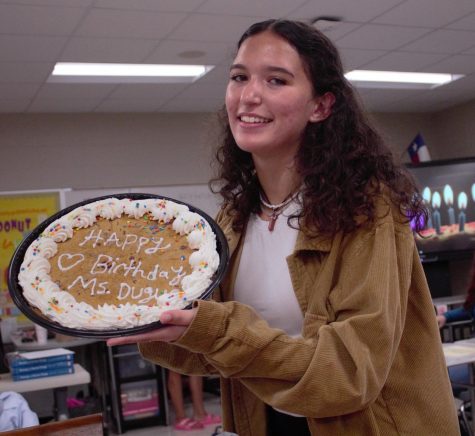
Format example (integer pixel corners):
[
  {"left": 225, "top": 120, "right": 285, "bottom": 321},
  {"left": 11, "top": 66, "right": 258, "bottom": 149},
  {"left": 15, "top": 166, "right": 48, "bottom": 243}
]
[{"left": 139, "top": 202, "right": 460, "bottom": 436}]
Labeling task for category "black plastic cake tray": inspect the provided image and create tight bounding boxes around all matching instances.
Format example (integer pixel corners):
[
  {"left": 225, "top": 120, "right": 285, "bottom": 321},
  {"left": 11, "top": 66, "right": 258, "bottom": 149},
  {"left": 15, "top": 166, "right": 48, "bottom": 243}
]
[{"left": 7, "top": 193, "right": 229, "bottom": 339}]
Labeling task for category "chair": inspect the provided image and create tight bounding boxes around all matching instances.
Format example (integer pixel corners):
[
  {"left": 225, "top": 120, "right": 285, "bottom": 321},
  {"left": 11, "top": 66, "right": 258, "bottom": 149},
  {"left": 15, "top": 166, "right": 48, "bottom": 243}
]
[
  {"left": 441, "top": 319, "right": 474, "bottom": 343},
  {"left": 0, "top": 413, "right": 104, "bottom": 435},
  {"left": 455, "top": 397, "right": 473, "bottom": 436}
]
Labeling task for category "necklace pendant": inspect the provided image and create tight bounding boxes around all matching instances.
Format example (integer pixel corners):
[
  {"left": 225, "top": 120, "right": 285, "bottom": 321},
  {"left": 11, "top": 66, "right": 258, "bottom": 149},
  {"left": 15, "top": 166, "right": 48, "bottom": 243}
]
[{"left": 268, "top": 212, "right": 278, "bottom": 231}]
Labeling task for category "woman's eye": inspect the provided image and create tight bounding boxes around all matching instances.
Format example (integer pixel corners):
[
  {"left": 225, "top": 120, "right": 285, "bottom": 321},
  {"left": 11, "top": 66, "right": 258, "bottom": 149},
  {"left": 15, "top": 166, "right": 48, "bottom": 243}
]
[
  {"left": 269, "top": 77, "right": 286, "bottom": 86},
  {"left": 230, "top": 74, "right": 247, "bottom": 83}
]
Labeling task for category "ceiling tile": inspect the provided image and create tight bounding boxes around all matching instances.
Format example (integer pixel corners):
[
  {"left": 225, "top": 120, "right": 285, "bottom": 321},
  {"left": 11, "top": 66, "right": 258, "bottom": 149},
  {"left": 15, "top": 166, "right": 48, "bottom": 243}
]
[
  {"left": 146, "top": 40, "right": 234, "bottom": 65},
  {"left": 60, "top": 37, "right": 158, "bottom": 62},
  {"left": 197, "top": 0, "right": 306, "bottom": 18},
  {"left": 429, "top": 73, "right": 475, "bottom": 97},
  {"left": 359, "top": 88, "right": 421, "bottom": 106},
  {"left": 362, "top": 51, "right": 448, "bottom": 71},
  {"left": 94, "top": 0, "right": 205, "bottom": 12},
  {"left": 0, "top": 62, "right": 53, "bottom": 83},
  {"left": 447, "top": 12, "right": 475, "bottom": 31},
  {"left": 196, "top": 64, "right": 231, "bottom": 86},
  {"left": 35, "top": 83, "right": 116, "bottom": 99},
  {"left": 0, "top": 35, "right": 66, "bottom": 62},
  {"left": 94, "top": 98, "right": 162, "bottom": 112},
  {"left": 108, "top": 83, "right": 187, "bottom": 99},
  {"left": 0, "top": 3, "right": 86, "bottom": 36},
  {"left": 0, "top": 0, "right": 93, "bottom": 6},
  {"left": 463, "top": 45, "right": 475, "bottom": 55},
  {"left": 289, "top": 0, "right": 403, "bottom": 23},
  {"left": 336, "top": 24, "right": 431, "bottom": 50},
  {"left": 0, "top": 83, "right": 39, "bottom": 98},
  {"left": 168, "top": 14, "right": 262, "bottom": 43},
  {"left": 337, "top": 48, "right": 387, "bottom": 70},
  {"left": 401, "top": 29, "right": 475, "bottom": 53},
  {"left": 317, "top": 22, "right": 362, "bottom": 42},
  {"left": 0, "top": 98, "right": 31, "bottom": 113},
  {"left": 0, "top": 0, "right": 473, "bottom": 114},
  {"left": 174, "top": 83, "right": 226, "bottom": 100},
  {"left": 160, "top": 97, "right": 223, "bottom": 112},
  {"left": 424, "top": 54, "right": 475, "bottom": 75},
  {"left": 28, "top": 98, "right": 101, "bottom": 112},
  {"left": 75, "top": 8, "right": 186, "bottom": 39},
  {"left": 373, "top": 0, "right": 475, "bottom": 28}
]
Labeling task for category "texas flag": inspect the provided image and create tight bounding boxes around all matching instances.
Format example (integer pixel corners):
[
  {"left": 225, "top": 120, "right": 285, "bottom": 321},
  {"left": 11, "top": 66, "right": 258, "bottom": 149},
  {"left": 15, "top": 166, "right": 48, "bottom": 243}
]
[{"left": 407, "top": 133, "right": 431, "bottom": 164}]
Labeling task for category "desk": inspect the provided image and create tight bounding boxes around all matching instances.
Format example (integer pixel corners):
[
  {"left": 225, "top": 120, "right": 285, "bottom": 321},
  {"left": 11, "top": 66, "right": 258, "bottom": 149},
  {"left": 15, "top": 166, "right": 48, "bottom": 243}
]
[
  {"left": 0, "top": 364, "right": 90, "bottom": 420},
  {"left": 9, "top": 333, "right": 109, "bottom": 429},
  {"left": 443, "top": 338, "right": 475, "bottom": 434}
]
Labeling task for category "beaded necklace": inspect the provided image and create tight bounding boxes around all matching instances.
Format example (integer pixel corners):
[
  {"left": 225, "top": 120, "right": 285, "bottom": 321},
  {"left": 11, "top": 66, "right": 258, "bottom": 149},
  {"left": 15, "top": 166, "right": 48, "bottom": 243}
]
[{"left": 259, "top": 192, "right": 297, "bottom": 231}]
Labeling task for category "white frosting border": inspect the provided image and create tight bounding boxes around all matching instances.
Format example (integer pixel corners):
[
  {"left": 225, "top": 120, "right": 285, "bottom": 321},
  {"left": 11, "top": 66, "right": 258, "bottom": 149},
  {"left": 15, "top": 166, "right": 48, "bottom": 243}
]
[{"left": 18, "top": 198, "right": 220, "bottom": 330}]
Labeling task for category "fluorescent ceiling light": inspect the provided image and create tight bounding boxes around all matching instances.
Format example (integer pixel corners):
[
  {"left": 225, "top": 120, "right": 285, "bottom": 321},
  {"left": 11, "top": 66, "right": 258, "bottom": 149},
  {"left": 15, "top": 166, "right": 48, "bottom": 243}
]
[
  {"left": 345, "top": 70, "right": 464, "bottom": 89},
  {"left": 48, "top": 62, "right": 214, "bottom": 83}
]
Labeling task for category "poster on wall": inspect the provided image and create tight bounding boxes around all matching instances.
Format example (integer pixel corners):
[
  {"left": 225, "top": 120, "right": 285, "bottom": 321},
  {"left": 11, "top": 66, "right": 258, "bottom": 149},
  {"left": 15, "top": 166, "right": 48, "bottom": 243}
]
[{"left": 0, "top": 190, "right": 66, "bottom": 325}]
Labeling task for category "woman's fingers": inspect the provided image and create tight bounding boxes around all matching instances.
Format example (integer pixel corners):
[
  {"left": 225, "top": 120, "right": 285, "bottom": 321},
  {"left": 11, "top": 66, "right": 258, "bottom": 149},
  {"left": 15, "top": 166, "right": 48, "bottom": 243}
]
[
  {"left": 106, "top": 325, "right": 187, "bottom": 346},
  {"left": 105, "top": 308, "right": 198, "bottom": 347},
  {"left": 160, "top": 308, "right": 197, "bottom": 325}
]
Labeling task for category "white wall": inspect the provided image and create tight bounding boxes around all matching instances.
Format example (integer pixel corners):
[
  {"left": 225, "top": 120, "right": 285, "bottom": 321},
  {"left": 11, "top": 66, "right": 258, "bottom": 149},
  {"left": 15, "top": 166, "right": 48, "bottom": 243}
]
[
  {"left": 1, "top": 101, "right": 474, "bottom": 193},
  {"left": 0, "top": 113, "right": 217, "bottom": 192},
  {"left": 431, "top": 99, "right": 475, "bottom": 159}
]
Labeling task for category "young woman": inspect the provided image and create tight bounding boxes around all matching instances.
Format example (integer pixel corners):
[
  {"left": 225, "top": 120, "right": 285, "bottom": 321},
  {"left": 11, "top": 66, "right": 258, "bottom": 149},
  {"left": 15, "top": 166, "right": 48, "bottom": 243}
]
[{"left": 108, "top": 20, "right": 459, "bottom": 435}]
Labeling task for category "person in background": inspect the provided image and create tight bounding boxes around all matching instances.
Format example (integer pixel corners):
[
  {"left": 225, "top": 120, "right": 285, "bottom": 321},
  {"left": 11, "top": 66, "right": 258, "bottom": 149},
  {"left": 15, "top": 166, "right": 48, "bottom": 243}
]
[
  {"left": 437, "top": 259, "right": 475, "bottom": 328},
  {"left": 167, "top": 370, "right": 221, "bottom": 431},
  {"left": 108, "top": 19, "right": 459, "bottom": 435},
  {"left": 436, "top": 258, "right": 475, "bottom": 398}
]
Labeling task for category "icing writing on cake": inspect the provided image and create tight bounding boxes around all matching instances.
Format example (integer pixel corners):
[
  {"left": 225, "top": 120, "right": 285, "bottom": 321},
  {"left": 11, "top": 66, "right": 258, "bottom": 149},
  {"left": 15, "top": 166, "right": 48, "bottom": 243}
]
[
  {"left": 78, "top": 229, "right": 172, "bottom": 253},
  {"left": 18, "top": 198, "right": 220, "bottom": 330}
]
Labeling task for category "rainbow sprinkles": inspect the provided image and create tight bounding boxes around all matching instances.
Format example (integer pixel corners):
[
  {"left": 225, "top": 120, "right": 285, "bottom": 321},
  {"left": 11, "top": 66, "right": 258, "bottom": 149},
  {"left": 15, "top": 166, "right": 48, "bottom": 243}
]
[{"left": 18, "top": 198, "right": 220, "bottom": 331}]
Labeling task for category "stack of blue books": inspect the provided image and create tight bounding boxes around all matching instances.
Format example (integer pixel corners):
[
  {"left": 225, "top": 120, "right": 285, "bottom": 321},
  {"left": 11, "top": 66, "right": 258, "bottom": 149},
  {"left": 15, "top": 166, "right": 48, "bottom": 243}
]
[{"left": 7, "top": 348, "right": 75, "bottom": 381}]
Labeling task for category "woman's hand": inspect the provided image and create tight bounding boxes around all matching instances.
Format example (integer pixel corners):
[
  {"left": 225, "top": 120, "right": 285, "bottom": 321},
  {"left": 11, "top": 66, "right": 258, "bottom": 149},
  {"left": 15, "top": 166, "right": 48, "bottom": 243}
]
[{"left": 106, "top": 308, "right": 197, "bottom": 347}]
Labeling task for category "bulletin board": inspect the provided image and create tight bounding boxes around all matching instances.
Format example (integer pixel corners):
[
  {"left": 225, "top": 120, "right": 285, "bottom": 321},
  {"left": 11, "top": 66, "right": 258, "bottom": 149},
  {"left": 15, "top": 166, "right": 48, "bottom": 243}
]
[{"left": 0, "top": 190, "right": 68, "bottom": 321}]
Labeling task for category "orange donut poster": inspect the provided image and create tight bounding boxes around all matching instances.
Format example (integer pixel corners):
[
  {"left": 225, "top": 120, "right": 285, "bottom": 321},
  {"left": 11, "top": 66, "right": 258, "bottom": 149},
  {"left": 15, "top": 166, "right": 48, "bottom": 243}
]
[{"left": 0, "top": 191, "right": 63, "bottom": 324}]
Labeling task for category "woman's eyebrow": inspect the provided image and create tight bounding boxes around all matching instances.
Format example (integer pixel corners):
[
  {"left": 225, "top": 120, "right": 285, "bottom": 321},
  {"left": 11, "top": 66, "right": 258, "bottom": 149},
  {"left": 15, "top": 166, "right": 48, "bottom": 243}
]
[
  {"left": 229, "top": 64, "right": 294, "bottom": 78},
  {"left": 229, "top": 63, "right": 246, "bottom": 71}
]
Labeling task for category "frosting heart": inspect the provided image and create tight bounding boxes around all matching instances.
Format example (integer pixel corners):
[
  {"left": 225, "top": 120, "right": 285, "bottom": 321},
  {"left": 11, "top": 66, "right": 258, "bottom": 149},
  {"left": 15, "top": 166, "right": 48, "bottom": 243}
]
[{"left": 58, "top": 253, "right": 85, "bottom": 271}]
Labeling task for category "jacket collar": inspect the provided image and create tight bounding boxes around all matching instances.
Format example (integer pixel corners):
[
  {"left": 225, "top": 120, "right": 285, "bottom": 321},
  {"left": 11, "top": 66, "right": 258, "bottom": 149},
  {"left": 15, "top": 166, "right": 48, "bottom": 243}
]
[{"left": 294, "top": 230, "right": 332, "bottom": 253}]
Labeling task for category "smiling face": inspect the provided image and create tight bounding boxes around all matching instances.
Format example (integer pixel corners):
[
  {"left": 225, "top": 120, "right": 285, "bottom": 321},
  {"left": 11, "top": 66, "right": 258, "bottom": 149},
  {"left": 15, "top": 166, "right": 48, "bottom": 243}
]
[{"left": 225, "top": 31, "right": 322, "bottom": 160}]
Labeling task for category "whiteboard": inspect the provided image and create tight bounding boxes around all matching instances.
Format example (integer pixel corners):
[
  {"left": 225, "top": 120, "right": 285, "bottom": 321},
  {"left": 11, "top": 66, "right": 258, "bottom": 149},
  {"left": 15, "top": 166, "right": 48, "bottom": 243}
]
[{"left": 65, "top": 184, "right": 222, "bottom": 218}]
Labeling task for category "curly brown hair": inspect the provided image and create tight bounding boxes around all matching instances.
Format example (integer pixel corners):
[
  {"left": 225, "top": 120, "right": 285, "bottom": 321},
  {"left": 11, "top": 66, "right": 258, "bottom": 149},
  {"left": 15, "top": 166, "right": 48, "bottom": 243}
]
[{"left": 210, "top": 19, "right": 426, "bottom": 236}]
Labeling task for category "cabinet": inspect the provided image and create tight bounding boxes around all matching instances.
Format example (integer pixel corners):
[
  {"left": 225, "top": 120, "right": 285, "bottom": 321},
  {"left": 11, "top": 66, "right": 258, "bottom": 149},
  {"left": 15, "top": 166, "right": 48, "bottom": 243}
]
[{"left": 107, "top": 344, "right": 169, "bottom": 433}]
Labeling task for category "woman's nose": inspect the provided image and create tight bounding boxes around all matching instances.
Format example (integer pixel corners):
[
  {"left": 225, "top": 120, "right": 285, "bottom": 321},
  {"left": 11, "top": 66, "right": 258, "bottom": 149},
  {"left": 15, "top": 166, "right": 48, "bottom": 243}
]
[{"left": 241, "top": 80, "right": 262, "bottom": 105}]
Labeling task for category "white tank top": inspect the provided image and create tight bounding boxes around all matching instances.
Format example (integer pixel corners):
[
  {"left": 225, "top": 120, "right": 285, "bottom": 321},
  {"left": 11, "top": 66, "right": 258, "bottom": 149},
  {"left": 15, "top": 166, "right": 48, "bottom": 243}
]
[{"left": 234, "top": 203, "right": 303, "bottom": 338}]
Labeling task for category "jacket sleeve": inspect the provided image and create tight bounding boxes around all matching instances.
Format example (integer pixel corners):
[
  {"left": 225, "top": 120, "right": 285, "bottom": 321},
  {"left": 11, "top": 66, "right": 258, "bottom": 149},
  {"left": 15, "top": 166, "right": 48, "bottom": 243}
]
[
  {"left": 138, "top": 284, "right": 224, "bottom": 376},
  {"left": 138, "top": 341, "right": 218, "bottom": 376},
  {"left": 172, "top": 220, "right": 416, "bottom": 418}
]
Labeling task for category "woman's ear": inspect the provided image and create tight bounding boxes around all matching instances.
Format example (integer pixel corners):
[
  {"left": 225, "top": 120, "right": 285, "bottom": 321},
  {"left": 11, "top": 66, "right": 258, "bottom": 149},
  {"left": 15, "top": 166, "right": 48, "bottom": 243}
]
[{"left": 309, "top": 92, "right": 336, "bottom": 123}]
